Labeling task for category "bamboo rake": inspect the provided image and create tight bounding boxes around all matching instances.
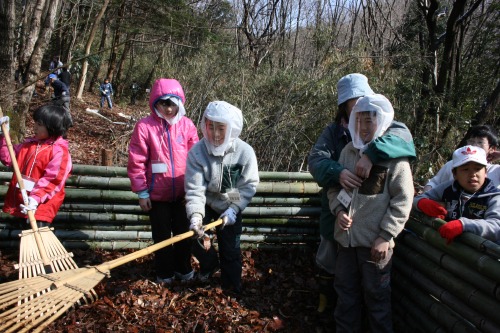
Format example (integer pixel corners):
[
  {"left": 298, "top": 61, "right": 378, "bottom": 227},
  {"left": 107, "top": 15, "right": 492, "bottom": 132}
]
[{"left": 0, "top": 219, "right": 223, "bottom": 333}]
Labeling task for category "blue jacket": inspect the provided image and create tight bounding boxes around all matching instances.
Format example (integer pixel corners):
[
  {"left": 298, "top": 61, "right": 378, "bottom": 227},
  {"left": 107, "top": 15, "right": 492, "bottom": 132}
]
[
  {"left": 51, "top": 79, "right": 69, "bottom": 99},
  {"left": 414, "top": 178, "right": 500, "bottom": 243},
  {"left": 100, "top": 82, "right": 113, "bottom": 96}
]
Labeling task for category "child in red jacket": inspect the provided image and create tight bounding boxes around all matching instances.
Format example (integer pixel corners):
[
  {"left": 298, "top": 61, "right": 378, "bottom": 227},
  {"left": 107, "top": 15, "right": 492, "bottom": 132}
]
[{"left": 0, "top": 104, "right": 73, "bottom": 228}]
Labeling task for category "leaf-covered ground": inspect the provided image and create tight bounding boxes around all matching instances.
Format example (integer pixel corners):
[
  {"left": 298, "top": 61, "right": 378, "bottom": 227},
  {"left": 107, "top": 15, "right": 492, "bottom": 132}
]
[{"left": 0, "top": 246, "right": 336, "bottom": 332}]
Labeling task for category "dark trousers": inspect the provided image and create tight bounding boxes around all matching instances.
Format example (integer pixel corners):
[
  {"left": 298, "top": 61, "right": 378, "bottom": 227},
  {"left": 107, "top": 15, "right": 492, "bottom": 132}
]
[
  {"left": 100, "top": 95, "right": 112, "bottom": 108},
  {"left": 334, "top": 246, "right": 393, "bottom": 333},
  {"left": 191, "top": 206, "right": 243, "bottom": 292},
  {"left": 149, "top": 200, "right": 191, "bottom": 279}
]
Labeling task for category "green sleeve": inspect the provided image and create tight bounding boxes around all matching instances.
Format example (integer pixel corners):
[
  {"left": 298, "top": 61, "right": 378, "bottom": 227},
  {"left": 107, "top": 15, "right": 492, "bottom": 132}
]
[{"left": 365, "top": 121, "right": 416, "bottom": 164}]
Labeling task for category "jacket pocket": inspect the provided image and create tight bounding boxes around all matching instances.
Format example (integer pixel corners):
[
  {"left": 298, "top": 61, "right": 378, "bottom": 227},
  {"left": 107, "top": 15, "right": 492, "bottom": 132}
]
[{"left": 358, "top": 165, "right": 387, "bottom": 195}]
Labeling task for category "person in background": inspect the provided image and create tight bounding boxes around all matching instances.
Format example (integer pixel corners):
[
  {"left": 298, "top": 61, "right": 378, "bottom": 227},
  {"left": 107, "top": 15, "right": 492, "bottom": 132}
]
[
  {"left": 415, "top": 145, "right": 500, "bottom": 244},
  {"left": 45, "top": 55, "right": 64, "bottom": 93},
  {"left": 130, "top": 81, "right": 140, "bottom": 105},
  {"left": 0, "top": 105, "right": 73, "bottom": 229},
  {"left": 185, "top": 101, "right": 259, "bottom": 295},
  {"left": 100, "top": 78, "right": 114, "bottom": 109},
  {"left": 327, "top": 94, "right": 414, "bottom": 333},
  {"left": 59, "top": 67, "right": 71, "bottom": 88},
  {"left": 127, "top": 78, "right": 199, "bottom": 284},
  {"left": 424, "top": 125, "right": 499, "bottom": 191},
  {"left": 307, "top": 73, "right": 416, "bottom": 313},
  {"left": 48, "top": 74, "right": 72, "bottom": 126}
]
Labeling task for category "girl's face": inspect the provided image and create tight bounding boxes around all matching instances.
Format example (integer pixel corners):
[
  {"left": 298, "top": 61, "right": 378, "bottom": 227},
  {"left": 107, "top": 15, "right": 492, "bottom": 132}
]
[
  {"left": 156, "top": 99, "right": 179, "bottom": 119},
  {"left": 34, "top": 121, "right": 49, "bottom": 140},
  {"left": 205, "top": 119, "right": 227, "bottom": 147},
  {"left": 355, "top": 112, "right": 377, "bottom": 143},
  {"left": 453, "top": 162, "right": 487, "bottom": 193}
]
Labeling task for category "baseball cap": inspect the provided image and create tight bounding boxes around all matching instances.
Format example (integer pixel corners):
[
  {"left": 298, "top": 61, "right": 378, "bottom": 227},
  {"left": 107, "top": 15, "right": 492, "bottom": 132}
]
[
  {"left": 451, "top": 145, "right": 488, "bottom": 168},
  {"left": 48, "top": 74, "right": 57, "bottom": 80}
]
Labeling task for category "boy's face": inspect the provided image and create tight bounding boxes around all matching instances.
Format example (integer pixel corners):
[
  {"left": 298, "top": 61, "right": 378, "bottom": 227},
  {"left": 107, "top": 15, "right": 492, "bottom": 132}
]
[
  {"left": 467, "top": 136, "right": 493, "bottom": 155},
  {"left": 453, "top": 162, "right": 487, "bottom": 193},
  {"left": 205, "top": 119, "right": 227, "bottom": 147},
  {"left": 354, "top": 111, "right": 377, "bottom": 144},
  {"left": 156, "top": 99, "right": 179, "bottom": 119}
]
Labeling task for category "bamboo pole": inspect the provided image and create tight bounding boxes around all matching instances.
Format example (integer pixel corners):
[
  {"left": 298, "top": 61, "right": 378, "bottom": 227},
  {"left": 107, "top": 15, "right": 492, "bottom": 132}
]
[
  {"left": 411, "top": 210, "right": 500, "bottom": 259},
  {"left": 393, "top": 256, "right": 499, "bottom": 333},
  {"left": 406, "top": 218, "right": 500, "bottom": 280},
  {"left": 392, "top": 272, "right": 482, "bottom": 333},
  {"left": 395, "top": 241, "right": 500, "bottom": 324},
  {"left": 399, "top": 232, "right": 500, "bottom": 300}
]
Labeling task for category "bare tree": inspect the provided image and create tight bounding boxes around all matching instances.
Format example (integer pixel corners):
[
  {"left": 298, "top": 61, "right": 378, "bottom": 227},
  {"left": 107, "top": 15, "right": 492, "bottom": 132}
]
[{"left": 76, "top": 0, "right": 110, "bottom": 100}]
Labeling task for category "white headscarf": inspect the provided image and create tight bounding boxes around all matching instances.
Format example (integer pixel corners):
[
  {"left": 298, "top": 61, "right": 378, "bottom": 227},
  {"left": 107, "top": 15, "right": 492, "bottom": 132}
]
[
  {"left": 201, "top": 101, "right": 243, "bottom": 156},
  {"left": 154, "top": 95, "right": 186, "bottom": 125},
  {"left": 348, "top": 94, "right": 394, "bottom": 152}
]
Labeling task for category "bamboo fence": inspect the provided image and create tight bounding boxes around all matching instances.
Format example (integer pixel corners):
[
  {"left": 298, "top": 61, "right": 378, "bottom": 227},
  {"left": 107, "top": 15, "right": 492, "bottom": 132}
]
[{"left": 1, "top": 164, "right": 500, "bottom": 332}]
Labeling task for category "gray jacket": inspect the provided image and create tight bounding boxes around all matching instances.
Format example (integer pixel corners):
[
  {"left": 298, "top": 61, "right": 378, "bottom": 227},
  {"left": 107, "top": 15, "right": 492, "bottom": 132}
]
[
  {"left": 328, "top": 142, "right": 414, "bottom": 248},
  {"left": 185, "top": 138, "right": 259, "bottom": 218}
]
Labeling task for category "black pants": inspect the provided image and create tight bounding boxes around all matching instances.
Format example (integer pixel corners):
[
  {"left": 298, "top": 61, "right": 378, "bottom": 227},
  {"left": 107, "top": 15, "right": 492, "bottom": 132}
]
[
  {"left": 149, "top": 200, "right": 191, "bottom": 279},
  {"left": 192, "top": 206, "right": 243, "bottom": 292}
]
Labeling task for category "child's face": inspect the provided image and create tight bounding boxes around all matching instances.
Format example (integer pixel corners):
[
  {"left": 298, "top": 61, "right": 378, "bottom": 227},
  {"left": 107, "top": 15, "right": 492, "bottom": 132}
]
[
  {"left": 156, "top": 99, "right": 179, "bottom": 119},
  {"left": 34, "top": 121, "right": 49, "bottom": 140},
  {"left": 467, "top": 136, "right": 493, "bottom": 155},
  {"left": 205, "top": 119, "right": 227, "bottom": 147},
  {"left": 354, "top": 111, "right": 377, "bottom": 144},
  {"left": 453, "top": 162, "right": 487, "bottom": 193}
]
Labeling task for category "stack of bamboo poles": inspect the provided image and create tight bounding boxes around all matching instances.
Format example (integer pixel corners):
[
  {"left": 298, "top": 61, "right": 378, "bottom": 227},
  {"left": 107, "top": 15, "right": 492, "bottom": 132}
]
[
  {"left": 392, "top": 211, "right": 500, "bottom": 333},
  {"left": 0, "top": 165, "right": 321, "bottom": 250}
]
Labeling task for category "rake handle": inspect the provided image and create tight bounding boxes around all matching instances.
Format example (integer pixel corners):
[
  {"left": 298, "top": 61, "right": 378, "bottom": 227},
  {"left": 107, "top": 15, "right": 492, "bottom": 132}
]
[
  {"left": 54, "top": 219, "right": 224, "bottom": 288},
  {"left": 0, "top": 108, "right": 53, "bottom": 270}
]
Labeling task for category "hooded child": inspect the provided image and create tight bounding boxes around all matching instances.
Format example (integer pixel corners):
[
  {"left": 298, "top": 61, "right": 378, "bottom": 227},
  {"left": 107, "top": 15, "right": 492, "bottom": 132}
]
[
  {"left": 128, "top": 78, "right": 199, "bottom": 283},
  {"left": 185, "top": 101, "right": 259, "bottom": 294},
  {"left": 327, "top": 94, "right": 414, "bottom": 333}
]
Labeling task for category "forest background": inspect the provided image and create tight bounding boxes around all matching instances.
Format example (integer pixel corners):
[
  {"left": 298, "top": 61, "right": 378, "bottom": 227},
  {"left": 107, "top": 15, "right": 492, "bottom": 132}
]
[{"left": 0, "top": 0, "right": 498, "bottom": 186}]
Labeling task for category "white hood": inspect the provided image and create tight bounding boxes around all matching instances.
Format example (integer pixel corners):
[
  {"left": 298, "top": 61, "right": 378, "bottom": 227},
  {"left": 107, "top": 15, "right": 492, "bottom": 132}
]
[
  {"left": 154, "top": 95, "right": 186, "bottom": 125},
  {"left": 201, "top": 101, "right": 243, "bottom": 156},
  {"left": 348, "top": 94, "right": 394, "bottom": 152}
]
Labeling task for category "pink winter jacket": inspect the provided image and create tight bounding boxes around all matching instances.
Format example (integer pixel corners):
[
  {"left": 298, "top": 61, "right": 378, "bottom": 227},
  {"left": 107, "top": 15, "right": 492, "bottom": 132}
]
[{"left": 127, "top": 79, "right": 199, "bottom": 202}]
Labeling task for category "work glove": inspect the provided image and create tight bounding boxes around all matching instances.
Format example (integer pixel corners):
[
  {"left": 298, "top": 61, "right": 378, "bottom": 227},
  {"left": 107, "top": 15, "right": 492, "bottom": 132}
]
[
  {"left": 20, "top": 197, "right": 38, "bottom": 215},
  {"left": 438, "top": 219, "right": 463, "bottom": 244},
  {"left": 0, "top": 116, "right": 9, "bottom": 135},
  {"left": 189, "top": 215, "right": 204, "bottom": 238},
  {"left": 417, "top": 198, "right": 447, "bottom": 219},
  {"left": 220, "top": 207, "right": 237, "bottom": 227}
]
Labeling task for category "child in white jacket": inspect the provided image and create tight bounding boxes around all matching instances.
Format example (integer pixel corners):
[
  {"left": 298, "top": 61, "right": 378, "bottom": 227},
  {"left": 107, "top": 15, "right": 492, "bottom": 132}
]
[{"left": 185, "top": 101, "right": 259, "bottom": 294}]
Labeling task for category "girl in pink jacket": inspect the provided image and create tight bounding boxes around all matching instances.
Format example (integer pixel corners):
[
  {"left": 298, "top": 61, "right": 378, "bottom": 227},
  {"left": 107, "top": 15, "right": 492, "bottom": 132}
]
[{"left": 127, "top": 78, "right": 199, "bottom": 283}]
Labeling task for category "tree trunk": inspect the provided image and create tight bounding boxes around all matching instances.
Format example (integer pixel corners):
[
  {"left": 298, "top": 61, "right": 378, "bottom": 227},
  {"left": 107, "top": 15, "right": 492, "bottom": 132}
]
[
  {"left": 0, "top": 0, "right": 16, "bottom": 113},
  {"left": 76, "top": 0, "right": 110, "bottom": 100},
  {"left": 14, "top": 0, "right": 61, "bottom": 142}
]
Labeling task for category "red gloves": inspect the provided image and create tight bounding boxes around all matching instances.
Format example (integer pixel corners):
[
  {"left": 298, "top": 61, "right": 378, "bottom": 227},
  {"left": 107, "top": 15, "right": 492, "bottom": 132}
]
[
  {"left": 417, "top": 198, "right": 447, "bottom": 219},
  {"left": 438, "top": 220, "right": 463, "bottom": 243}
]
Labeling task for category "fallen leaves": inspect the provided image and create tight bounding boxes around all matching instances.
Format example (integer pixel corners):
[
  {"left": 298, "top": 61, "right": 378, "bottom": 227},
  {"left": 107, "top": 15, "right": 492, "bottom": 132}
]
[{"left": 0, "top": 247, "right": 336, "bottom": 332}]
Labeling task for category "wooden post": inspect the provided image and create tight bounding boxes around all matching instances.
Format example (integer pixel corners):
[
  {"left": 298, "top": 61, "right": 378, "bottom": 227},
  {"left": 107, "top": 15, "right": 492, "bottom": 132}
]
[{"left": 101, "top": 148, "right": 113, "bottom": 166}]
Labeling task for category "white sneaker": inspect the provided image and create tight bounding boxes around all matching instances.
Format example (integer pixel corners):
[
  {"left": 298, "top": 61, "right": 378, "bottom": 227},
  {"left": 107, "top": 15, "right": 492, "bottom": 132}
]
[{"left": 156, "top": 276, "right": 174, "bottom": 284}]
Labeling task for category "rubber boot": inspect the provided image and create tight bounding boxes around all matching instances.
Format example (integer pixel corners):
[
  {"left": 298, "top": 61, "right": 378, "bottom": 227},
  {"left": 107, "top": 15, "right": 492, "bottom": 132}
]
[{"left": 316, "top": 270, "right": 336, "bottom": 313}]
